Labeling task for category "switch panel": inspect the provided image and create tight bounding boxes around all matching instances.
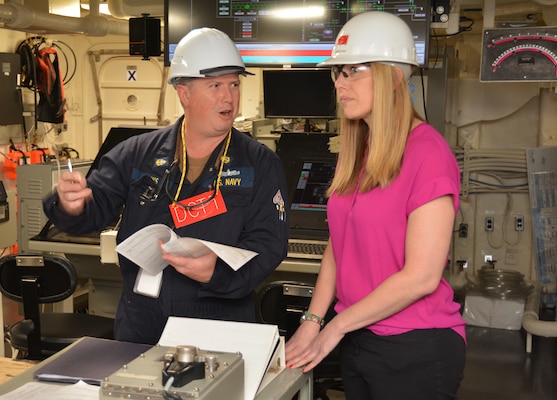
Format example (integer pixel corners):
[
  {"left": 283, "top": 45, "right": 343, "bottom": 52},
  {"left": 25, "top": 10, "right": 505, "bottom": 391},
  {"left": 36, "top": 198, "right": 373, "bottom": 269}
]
[{"left": 515, "top": 215, "right": 524, "bottom": 231}]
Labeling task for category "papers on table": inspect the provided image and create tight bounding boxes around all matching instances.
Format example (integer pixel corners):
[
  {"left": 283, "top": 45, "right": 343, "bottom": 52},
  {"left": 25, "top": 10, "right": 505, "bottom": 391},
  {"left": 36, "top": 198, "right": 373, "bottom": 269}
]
[{"left": 0, "top": 381, "right": 98, "bottom": 400}]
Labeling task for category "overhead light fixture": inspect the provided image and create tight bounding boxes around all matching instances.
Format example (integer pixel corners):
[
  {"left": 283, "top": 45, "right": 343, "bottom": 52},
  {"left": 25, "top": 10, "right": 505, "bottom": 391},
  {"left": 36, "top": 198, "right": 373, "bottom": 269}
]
[
  {"left": 272, "top": 6, "right": 325, "bottom": 19},
  {"left": 81, "top": 2, "right": 111, "bottom": 15}
]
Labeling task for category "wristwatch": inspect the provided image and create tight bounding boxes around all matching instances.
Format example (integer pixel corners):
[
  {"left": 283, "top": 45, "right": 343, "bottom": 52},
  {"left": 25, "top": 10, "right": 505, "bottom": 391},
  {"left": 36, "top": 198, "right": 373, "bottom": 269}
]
[{"left": 299, "top": 311, "right": 325, "bottom": 328}]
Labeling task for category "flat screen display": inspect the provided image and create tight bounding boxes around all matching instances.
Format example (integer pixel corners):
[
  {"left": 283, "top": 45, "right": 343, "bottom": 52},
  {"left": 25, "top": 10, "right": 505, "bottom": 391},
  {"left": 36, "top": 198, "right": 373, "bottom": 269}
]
[
  {"left": 276, "top": 133, "right": 338, "bottom": 236},
  {"left": 164, "top": 0, "right": 431, "bottom": 67},
  {"left": 287, "top": 158, "right": 337, "bottom": 234},
  {"left": 290, "top": 160, "right": 336, "bottom": 212},
  {"left": 262, "top": 69, "right": 337, "bottom": 119}
]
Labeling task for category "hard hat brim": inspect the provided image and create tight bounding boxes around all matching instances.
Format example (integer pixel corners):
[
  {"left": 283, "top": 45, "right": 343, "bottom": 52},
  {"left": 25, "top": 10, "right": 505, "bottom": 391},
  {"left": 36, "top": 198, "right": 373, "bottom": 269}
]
[
  {"left": 318, "top": 54, "right": 419, "bottom": 67},
  {"left": 200, "top": 65, "right": 255, "bottom": 77}
]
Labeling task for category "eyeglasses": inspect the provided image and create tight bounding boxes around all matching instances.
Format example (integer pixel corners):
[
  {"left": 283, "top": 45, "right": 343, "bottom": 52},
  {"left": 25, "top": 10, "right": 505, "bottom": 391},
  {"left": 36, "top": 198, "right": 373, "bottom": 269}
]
[
  {"left": 139, "top": 129, "right": 232, "bottom": 211},
  {"left": 165, "top": 177, "right": 219, "bottom": 211},
  {"left": 331, "top": 63, "right": 371, "bottom": 82}
]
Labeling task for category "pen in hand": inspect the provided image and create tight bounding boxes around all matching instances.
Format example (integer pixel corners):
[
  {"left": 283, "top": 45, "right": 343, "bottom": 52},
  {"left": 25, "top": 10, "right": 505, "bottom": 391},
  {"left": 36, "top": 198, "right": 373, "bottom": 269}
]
[{"left": 67, "top": 159, "right": 74, "bottom": 183}]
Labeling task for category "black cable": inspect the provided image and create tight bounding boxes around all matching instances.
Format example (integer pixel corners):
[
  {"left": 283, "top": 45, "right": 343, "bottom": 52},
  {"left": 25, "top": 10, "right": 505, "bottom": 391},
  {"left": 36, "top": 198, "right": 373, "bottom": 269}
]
[
  {"left": 8, "top": 139, "right": 27, "bottom": 164},
  {"left": 20, "top": 36, "right": 77, "bottom": 86},
  {"left": 16, "top": 39, "right": 39, "bottom": 135},
  {"left": 430, "top": 16, "right": 476, "bottom": 38},
  {"left": 18, "top": 87, "right": 27, "bottom": 138},
  {"left": 418, "top": 68, "right": 429, "bottom": 123},
  {"left": 16, "top": 40, "right": 36, "bottom": 88},
  {"left": 62, "top": 147, "right": 80, "bottom": 159},
  {"left": 52, "top": 39, "right": 77, "bottom": 85}
]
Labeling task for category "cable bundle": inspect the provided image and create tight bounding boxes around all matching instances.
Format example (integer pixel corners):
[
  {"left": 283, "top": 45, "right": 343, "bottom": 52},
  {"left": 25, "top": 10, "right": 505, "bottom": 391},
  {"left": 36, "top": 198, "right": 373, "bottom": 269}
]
[{"left": 453, "top": 147, "right": 528, "bottom": 198}]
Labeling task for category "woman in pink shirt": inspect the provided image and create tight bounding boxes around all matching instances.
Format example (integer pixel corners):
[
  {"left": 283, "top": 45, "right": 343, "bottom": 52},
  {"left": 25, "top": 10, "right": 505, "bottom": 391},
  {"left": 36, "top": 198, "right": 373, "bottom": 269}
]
[{"left": 285, "top": 11, "right": 466, "bottom": 400}]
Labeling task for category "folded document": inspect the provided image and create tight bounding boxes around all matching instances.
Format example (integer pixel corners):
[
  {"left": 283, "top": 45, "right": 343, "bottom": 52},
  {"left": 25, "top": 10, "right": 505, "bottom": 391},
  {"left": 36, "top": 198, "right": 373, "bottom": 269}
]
[{"left": 33, "top": 337, "right": 151, "bottom": 386}]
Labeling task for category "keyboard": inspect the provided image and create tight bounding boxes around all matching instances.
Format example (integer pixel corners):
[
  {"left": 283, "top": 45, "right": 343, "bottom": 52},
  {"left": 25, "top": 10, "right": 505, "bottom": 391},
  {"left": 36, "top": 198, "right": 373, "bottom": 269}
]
[{"left": 287, "top": 240, "right": 327, "bottom": 260}]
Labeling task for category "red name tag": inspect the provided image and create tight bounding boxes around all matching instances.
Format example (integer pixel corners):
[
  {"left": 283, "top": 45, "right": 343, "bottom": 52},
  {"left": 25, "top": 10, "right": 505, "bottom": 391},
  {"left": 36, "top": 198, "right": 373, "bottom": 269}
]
[{"left": 169, "top": 190, "right": 227, "bottom": 228}]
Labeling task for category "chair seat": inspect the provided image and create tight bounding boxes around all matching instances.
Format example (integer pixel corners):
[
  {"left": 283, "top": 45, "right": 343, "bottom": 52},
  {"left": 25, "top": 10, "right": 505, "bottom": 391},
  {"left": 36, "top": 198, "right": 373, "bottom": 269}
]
[{"left": 9, "top": 313, "right": 114, "bottom": 357}]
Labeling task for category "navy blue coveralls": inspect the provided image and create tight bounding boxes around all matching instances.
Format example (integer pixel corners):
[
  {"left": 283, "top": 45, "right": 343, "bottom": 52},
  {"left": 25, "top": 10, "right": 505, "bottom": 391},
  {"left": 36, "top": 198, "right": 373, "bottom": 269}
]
[{"left": 43, "top": 116, "right": 289, "bottom": 344}]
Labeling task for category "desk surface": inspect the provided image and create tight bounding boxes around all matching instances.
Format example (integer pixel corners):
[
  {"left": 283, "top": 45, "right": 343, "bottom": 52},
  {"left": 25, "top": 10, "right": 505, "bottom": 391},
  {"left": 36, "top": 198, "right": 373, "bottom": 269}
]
[
  {"left": 0, "top": 358, "right": 37, "bottom": 385},
  {"left": 0, "top": 339, "right": 313, "bottom": 400},
  {"left": 29, "top": 239, "right": 321, "bottom": 275}
]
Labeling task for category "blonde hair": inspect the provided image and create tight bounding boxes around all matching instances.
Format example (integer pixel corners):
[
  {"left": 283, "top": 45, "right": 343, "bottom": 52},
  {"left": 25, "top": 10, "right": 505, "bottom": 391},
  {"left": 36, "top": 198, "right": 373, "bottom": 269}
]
[{"left": 328, "top": 63, "right": 420, "bottom": 196}]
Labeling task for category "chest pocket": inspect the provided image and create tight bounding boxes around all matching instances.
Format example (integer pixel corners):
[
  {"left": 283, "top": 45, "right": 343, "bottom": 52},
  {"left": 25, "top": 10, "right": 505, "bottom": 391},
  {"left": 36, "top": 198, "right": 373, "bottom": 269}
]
[
  {"left": 220, "top": 186, "right": 252, "bottom": 207},
  {"left": 120, "top": 173, "right": 173, "bottom": 235}
]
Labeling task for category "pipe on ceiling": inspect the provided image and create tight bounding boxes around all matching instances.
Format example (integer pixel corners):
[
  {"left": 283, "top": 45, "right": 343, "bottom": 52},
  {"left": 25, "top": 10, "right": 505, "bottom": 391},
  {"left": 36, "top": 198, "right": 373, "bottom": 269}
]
[
  {"left": 533, "top": 0, "right": 557, "bottom": 6},
  {"left": 0, "top": 2, "right": 128, "bottom": 36},
  {"left": 107, "top": 0, "right": 163, "bottom": 18}
]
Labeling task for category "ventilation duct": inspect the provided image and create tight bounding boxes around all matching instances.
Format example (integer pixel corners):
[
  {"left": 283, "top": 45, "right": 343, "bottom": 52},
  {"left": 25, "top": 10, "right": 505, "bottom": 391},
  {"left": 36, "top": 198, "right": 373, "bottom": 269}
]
[{"left": 0, "top": 1, "right": 128, "bottom": 36}]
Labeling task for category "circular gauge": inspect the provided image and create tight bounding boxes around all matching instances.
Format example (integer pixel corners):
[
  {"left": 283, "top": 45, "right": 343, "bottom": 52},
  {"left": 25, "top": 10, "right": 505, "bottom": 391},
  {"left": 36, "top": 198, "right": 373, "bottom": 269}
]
[{"left": 480, "top": 27, "right": 557, "bottom": 81}]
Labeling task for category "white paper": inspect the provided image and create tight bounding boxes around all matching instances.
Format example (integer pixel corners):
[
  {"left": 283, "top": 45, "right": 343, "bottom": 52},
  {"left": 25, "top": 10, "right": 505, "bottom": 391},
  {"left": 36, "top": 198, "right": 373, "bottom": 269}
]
[
  {"left": 257, "top": 336, "right": 286, "bottom": 394},
  {"left": 159, "top": 317, "right": 281, "bottom": 400},
  {"left": 116, "top": 224, "right": 173, "bottom": 274},
  {"left": 116, "top": 224, "right": 258, "bottom": 273},
  {"left": 0, "top": 381, "right": 99, "bottom": 400}
]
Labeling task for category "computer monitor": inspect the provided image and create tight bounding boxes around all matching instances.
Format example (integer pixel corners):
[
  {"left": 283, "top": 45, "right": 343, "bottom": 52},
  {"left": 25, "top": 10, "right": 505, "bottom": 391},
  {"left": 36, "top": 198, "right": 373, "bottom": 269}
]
[
  {"left": 262, "top": 69, "right": 337, "bottom": 119},
  {"left": 164, "top": 0, "right": 431, "bottom": 68},
  {"left": 276, "top": 133, "right": 337, "bottom": 237},
  {"left": 290, "top": 159, "right": 336, "bottom": 212},
  {"left": 88, "top": 127, "right": 157, "bottom": 174}
]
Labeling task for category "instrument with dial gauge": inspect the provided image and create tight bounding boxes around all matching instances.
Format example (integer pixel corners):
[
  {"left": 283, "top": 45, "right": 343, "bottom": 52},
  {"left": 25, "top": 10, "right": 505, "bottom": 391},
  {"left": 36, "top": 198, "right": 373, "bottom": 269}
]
[{"left": 480, "top": 27, "right": 557, "bottom": 81}]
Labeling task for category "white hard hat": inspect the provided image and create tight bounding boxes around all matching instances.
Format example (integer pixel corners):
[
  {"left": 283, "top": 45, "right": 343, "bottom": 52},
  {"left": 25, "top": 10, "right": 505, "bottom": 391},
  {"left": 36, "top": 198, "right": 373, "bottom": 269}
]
[
  {"left": 318, "top": 12, "right": 418, "bottom": 67},
  {"left": 169, "top": 28, "right": 253, "bottom": 84}
]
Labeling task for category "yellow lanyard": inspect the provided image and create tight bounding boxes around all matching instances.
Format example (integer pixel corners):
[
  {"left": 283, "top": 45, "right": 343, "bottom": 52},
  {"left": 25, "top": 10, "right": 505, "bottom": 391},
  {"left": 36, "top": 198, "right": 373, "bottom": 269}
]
[{"left": 173, "top": 120, "right": 232, "bottom": 202}]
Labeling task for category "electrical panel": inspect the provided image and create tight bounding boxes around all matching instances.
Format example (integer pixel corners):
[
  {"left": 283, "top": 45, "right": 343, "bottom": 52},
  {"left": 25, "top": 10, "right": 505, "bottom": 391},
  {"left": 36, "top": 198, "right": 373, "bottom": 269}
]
[
  {"left": 0, "top": 188, "right": 17, "bottom": 249},
  {"left": 16, "top": 161, "right": 91, "bottom": 253},
  {"left": 0, "top": 53, "right": 23, "bottom": 125}
]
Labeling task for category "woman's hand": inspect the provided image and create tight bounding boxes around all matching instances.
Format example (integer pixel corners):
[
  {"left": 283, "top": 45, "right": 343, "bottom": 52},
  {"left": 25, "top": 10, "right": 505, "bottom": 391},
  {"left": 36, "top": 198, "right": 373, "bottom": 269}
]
[{"left": 286, "top": 319, "right": 344, "bottom": 373}]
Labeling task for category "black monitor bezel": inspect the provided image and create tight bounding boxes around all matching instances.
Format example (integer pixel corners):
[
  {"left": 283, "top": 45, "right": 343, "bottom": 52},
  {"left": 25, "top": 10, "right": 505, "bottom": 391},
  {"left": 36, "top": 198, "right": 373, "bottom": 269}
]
[{"left": 164, "top": 0, "right": 431, "bottom": 68}]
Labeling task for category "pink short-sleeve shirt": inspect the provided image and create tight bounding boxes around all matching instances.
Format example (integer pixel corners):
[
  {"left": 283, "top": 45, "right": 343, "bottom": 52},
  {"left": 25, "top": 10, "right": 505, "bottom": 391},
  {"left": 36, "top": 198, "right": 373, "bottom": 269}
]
[{"left": 328, "top": 123, "right": 466, "bottom": 340}]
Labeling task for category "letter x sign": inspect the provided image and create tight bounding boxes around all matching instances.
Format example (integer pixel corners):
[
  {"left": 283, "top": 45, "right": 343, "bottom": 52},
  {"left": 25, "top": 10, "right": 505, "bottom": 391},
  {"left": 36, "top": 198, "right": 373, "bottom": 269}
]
[{"left": 127, "top": 68, "right": 137, "bottom": 81}]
